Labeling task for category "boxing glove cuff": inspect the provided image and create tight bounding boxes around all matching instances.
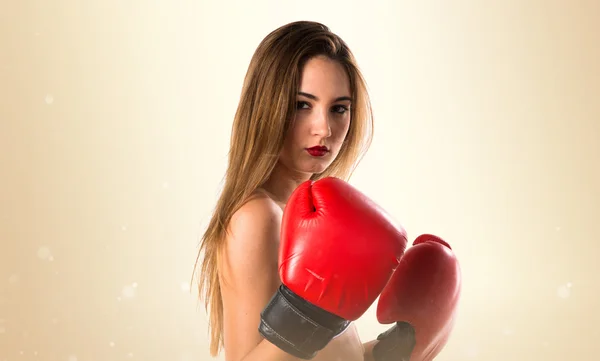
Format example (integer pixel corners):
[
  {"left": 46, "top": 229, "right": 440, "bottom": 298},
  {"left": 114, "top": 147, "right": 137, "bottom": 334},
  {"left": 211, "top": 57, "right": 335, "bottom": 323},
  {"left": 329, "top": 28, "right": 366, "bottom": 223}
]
[
  {"left": 372, "top": 322, "right": 416, "bottom": 361},
  {"left": 259, "top": 284, "right": 350, "bottom": 359}
]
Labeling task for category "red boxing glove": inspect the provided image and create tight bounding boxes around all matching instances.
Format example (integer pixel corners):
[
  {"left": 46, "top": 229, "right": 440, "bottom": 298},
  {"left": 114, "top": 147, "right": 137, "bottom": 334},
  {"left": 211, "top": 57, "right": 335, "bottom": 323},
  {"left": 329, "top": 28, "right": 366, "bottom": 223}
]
[
  {"left": 259, "top": 177, "right": 408, "bottom": 359},
  {"left": 373, "top": 234, "right": 462, "bottom": 361}
]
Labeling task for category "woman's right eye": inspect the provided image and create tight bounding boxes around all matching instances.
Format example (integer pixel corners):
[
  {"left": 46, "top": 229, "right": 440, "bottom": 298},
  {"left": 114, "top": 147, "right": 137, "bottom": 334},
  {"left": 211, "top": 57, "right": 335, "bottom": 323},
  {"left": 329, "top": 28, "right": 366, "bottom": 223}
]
[{"left": 296, "top": 101, "right": 310, "bottom": 109}]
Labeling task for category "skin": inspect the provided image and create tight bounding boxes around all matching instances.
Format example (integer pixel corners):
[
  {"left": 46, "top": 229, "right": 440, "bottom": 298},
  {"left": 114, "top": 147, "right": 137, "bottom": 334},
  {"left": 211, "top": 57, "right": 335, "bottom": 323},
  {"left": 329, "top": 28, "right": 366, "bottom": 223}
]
[{"left": 220, "top": 55, "right": 378, "bottom": 361}]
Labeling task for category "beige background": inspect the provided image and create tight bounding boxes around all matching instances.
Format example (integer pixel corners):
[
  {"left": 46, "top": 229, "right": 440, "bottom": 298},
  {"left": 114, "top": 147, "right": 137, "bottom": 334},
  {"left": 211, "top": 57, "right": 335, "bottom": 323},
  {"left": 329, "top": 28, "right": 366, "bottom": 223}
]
[{"left": 1, "top": 0, "right": 599, "bottom": 360}]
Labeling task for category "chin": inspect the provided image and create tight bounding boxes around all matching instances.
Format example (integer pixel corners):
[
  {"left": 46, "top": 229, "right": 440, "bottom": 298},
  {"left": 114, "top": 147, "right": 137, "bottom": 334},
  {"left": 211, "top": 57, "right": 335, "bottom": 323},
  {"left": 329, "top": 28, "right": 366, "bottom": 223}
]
[
  {"left": 285, "top": 154, "right": 336, "bottom": 175},
  {"left": 303, "top": 161, "right": 332, "bottom": 175}
]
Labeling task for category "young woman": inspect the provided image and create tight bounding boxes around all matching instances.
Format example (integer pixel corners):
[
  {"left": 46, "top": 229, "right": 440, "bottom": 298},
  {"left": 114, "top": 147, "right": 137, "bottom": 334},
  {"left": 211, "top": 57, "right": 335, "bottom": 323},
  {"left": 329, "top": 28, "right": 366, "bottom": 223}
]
[{"left": 193, "top": 20, "right": 382, "bottom": 361}]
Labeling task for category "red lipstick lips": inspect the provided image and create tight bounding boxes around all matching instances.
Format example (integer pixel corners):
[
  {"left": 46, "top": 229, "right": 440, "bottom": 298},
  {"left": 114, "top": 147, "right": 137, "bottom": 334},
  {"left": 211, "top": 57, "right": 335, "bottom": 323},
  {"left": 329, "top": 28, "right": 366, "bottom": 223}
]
[{"left": 306, "top": 146, "right": 329, "bottom": 157}]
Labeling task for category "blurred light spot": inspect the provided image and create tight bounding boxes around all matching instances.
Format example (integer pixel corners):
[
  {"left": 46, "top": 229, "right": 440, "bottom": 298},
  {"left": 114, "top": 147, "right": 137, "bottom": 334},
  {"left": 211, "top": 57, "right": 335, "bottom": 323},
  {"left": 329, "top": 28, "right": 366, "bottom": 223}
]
[
  {"left": 122, "top": 284, "right": 136, "bottom": 299},
  {"left": 109, "top": 341, "right": 115, "bottom": 347},
  {"left": 8, "top": 274, "right": 19, "bottom": 284},
  {"left": 555, "top": 226, "right": 561, "bottom": 232},
  {"left": 0, "top": 327, "right": 5, "bottom": 334},
  {"left": 132, "top": 282, "right": 138, "bottom": 288},
  {"left": 34, "top": 351, "right": 38, "bottom": 356},
  {"left": 127, "top": 352, "right": 133, "bottom": 357},
  {"left": 51, "top": 317, "right": 59, "bottom": 324},
  {"left": 45, "top": 94, "right": 54, "bottom": 104},
  {"left": 67, "top": 356, "right": 78, "bottom": 361},
  {"left": 502, "top": 327, "right": 513, "bottom": 336},
  {"left": 121, "top": 225, "right": 128, "bottom": 231},
  {"left": 181, "top": 282, "right": 190, "bottom": 292},
  {"left": 162, "top": 182, "right": 170, "bottom": 189},
  {"left": 37, "top": 247, "right": 52, "bottom": 260},
  {"left": 557, "top": 282, "right": 572, "bottom": 299}
]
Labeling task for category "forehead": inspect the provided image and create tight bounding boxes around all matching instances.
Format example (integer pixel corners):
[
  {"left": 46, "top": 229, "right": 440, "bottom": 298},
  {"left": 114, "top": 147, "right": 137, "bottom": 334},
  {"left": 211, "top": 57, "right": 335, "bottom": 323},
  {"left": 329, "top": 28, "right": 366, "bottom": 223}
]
[{"left": 298, "top": 56, "right": 351, "bottom": 97}]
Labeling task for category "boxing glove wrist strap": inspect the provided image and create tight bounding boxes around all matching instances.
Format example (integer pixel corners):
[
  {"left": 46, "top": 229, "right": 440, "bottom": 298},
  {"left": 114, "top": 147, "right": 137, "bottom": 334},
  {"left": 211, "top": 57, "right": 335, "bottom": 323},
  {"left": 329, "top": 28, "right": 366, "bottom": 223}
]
[
  {"left": 372, "top": 322, "right": 417, "bottom": 361},
  {"left": 259, "top": 284, "right": 350, "bottom": 360}
]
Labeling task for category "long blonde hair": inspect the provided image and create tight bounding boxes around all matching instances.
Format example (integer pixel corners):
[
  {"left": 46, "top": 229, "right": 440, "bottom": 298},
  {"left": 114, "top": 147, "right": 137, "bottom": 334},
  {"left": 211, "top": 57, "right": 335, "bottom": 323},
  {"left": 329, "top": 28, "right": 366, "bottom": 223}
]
[{"left": 191, "top": 20, "right": 375, "bottom": 357}]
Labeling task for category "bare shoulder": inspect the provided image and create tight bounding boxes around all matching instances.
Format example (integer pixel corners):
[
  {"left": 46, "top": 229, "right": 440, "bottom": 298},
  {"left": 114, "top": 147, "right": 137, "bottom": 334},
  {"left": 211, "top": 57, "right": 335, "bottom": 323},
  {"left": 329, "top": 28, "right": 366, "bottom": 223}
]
[{"left": 225, "top": 190, "right": 282, "bottom": 256}]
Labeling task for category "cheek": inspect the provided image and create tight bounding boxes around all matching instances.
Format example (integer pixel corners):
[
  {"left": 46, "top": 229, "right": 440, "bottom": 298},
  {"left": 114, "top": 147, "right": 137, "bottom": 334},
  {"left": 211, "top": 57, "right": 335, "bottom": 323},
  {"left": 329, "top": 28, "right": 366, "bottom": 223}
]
[
  {"left": 282, "top": 121, "right": 303, "bottom": 151},
  {"left": 333, "top": 118, "right": 351, "bottom": 143},
  {"left": 289, "top": 127, "right": 303, "bottom": 145}
]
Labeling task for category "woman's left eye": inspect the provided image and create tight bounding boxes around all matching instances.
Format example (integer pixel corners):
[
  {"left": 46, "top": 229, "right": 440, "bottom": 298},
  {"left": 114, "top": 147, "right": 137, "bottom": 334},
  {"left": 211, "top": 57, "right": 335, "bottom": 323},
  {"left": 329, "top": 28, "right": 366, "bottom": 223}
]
[{"left": 332, "top": 105, "right": 349, "bottom": 114}]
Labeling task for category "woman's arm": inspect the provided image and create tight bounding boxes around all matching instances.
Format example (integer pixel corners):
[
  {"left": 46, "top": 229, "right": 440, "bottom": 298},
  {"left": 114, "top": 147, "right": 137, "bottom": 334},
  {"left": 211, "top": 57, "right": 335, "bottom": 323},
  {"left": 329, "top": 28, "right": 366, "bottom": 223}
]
[{"left": 220, "top": 194, "right": 306, "bottom": 361}]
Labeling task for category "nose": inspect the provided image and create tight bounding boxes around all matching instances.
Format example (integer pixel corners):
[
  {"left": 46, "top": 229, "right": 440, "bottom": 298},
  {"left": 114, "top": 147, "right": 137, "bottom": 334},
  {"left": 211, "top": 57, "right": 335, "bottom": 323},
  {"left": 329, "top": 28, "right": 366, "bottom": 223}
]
[{"left": 311, "top": 110, "right": 332, "bottom": 138}]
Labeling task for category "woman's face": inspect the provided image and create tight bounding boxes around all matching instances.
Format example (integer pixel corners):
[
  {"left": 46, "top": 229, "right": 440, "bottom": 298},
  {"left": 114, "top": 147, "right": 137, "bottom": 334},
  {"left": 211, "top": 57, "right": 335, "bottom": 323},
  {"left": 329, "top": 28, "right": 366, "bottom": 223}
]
[{"left": 279, "top": 55, "right": 352, "bottom": 176}]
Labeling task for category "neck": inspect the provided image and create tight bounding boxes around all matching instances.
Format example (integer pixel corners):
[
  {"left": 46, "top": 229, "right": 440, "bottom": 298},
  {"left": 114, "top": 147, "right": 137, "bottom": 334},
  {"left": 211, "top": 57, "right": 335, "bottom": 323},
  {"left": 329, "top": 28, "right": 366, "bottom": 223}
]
[{"left": 261, "top": 161, "right": 312, "bottom": 205}]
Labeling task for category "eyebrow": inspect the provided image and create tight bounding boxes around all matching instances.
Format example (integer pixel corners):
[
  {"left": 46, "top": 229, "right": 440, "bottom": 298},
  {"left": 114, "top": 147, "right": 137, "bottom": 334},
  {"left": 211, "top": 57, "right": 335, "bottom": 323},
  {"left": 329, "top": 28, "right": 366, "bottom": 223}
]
[{"left": 298, "top": 91, "right": 352, "bottom": 102}]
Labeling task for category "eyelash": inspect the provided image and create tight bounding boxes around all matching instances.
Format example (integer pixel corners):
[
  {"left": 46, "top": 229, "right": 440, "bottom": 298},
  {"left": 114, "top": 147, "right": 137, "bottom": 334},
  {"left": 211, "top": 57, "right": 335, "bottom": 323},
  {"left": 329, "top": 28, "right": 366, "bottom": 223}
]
[{"left": 296, "top": 101, "right": 349, "bottom": 114}]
